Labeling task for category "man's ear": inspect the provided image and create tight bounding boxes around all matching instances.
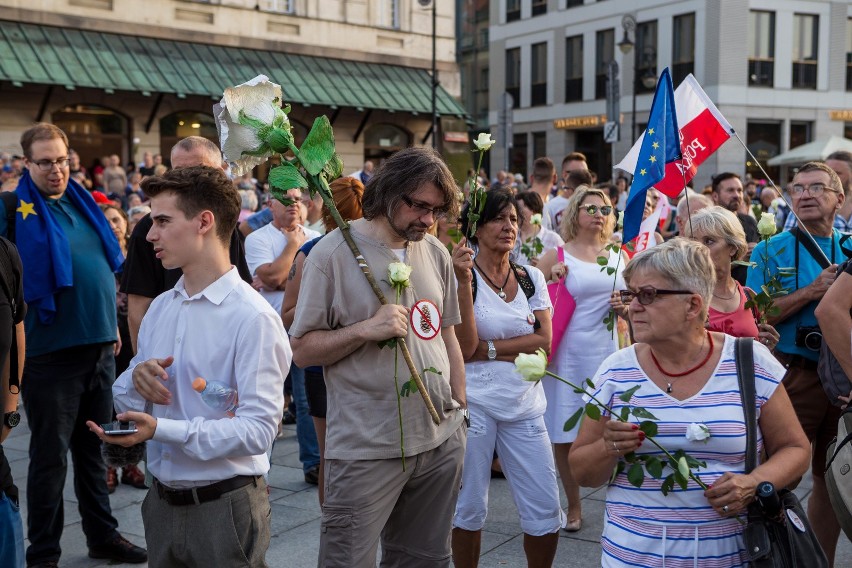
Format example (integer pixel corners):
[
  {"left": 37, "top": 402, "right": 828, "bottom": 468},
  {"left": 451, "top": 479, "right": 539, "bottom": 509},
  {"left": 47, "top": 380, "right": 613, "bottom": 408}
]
[{"left": 197, "top": 210, "right": 216, "bottom": 236}]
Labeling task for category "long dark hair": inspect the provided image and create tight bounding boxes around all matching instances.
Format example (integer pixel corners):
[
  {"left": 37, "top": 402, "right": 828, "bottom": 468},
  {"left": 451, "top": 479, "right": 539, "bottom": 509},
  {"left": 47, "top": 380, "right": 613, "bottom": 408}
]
[{"left": 459, "top": 187, "right": 519, "bottom": 245}]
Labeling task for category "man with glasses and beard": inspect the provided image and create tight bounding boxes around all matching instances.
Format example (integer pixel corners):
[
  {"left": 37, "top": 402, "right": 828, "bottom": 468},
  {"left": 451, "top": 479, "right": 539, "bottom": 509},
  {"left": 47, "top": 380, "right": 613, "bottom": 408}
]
[
  {"left": 290, "top": 147, "right": 467, "bottom": 568},
  {"left": 711, "top": 172, "right": 759, "bottom": 284}
]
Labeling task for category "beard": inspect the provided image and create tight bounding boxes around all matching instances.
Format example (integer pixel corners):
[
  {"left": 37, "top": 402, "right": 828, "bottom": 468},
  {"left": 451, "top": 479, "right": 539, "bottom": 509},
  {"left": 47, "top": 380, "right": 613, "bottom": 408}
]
[
  {"left": 389, "top": 217, "right": 430, "bottom": 242},
  {"left": 725, "top": 199, "right": 741, "bottom": 212}
]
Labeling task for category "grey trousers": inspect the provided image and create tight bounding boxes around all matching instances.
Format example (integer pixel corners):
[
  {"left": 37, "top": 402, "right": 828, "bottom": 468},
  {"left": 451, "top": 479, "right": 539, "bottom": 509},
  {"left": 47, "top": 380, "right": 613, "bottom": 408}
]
[{"left": 141, "top": 477, "right": 271, "bottom": 568}]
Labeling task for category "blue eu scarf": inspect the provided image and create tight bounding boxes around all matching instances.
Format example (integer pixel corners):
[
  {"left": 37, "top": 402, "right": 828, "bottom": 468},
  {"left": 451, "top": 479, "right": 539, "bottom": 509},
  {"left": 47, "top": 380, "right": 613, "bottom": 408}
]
[{"left": 14, "top": 170, "right": 124, "bottom": 324}]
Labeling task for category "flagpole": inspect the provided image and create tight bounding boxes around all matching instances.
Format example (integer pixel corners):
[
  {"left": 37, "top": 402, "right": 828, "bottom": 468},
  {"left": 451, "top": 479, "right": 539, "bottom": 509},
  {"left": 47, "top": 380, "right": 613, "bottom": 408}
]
[
  {"left": 679, "top": 164, "right": 695, "bottom": 238},
  {"left": 730, "top": 129, "right": 831, "bottom": 267}
]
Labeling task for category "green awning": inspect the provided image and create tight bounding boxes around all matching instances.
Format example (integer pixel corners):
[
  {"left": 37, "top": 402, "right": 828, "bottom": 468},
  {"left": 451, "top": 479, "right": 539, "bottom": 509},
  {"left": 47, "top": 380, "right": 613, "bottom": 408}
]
[{"left": 0, "top": 21, "right": 468, "bottom": 118}]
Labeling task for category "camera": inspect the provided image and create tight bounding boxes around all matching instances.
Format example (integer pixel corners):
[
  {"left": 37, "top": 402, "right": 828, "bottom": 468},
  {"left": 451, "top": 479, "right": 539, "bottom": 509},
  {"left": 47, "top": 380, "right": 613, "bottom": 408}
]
[{"left": 795, "top": 325, "right": 822, "bottom": 351}]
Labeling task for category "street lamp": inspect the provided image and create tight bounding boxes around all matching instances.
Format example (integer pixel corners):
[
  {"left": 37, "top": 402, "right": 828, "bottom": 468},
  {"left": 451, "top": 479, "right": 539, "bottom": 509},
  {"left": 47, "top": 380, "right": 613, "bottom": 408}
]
[
  {"left": 418, "top": 0, "right": 438, "bottom": 149},
  {"left": 618, "top": 15, "right": 657, "bottom": 141}
]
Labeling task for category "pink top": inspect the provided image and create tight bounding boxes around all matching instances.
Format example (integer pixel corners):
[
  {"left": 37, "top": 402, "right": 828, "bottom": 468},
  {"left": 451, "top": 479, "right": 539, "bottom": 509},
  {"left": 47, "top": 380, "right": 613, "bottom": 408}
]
[{"left": 707, "top": 282, "right": 759, "bottom": 339}]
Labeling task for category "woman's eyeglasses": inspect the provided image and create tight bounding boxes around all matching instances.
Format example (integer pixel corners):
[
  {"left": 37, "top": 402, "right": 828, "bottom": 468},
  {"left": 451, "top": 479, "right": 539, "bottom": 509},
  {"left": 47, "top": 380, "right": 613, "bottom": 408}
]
[
  {"left": 619, "top": 286, "right": 694, "bottom": 305},
  {"left": 582, "top": 204, "right": 613, "bottom": 216}
]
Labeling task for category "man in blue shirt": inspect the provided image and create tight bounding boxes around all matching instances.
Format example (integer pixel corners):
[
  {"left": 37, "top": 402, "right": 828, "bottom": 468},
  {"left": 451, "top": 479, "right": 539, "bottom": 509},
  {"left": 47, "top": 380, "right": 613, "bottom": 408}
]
[
  {"left": 1, "top": 124, "right": 146, "bottom": 567},
  {"left": 747, "top": 161, "right": 845, "bottom": 564}
]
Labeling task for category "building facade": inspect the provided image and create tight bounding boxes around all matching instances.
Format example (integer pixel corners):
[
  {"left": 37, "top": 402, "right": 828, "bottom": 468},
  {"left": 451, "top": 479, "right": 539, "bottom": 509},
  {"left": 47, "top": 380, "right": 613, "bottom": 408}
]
[
  {"left": 0, "top": 0, "right": 468, "bottom": 178},
  {"left": 488, "top": 0, "right": 852, "bottom": 188}
]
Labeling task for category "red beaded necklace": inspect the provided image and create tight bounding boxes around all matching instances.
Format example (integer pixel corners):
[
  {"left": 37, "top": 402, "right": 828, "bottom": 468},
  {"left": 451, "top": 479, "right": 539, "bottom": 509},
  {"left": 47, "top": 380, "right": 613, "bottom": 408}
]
[{"left": 650, "top": 331, "right": 714, "bottom": 393}]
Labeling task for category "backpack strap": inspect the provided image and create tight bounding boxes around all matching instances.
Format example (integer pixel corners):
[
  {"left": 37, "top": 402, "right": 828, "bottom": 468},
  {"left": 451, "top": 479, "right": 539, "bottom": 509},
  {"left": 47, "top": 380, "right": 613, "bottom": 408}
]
[
  {"left": 0, "top": 191, "right": 16, "bottom": 243},
  {"left": 509, "top": 262, "right": 535, "bottom": 300}
]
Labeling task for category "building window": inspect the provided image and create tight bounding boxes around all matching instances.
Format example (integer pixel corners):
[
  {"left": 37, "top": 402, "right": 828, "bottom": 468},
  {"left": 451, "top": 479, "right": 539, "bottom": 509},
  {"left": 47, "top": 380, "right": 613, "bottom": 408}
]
[
  {"left": 532, "top": 0, "right": 546, "bottom": 17},
  {"left": 566, "top": 0, "right": 583, "bottom": 7},
  {"left": 595, "top": 28, "right": 614, "bottom": 100},
  {"left": 792, "top": 14, "right": 818, "bottom": 89},
  {"left": 506, "top": 48, "right": 521, "bottom": 108},
  {"left": 565, "top": 35, "right": 583, "bottom": 103},
  {"left": 532, "top": 131, "right": 547, "bottom": 160},
  {"left": 847, "top": 19, "right": 852, "bottom": 91},
  {"left": 845, "top": 122, "right": 852, "bottom": 140},
  {"left": 636, "top": 20, "right": 658, "bottom": 94},
  {"left": 790, "top": 121, "right": 812, "bottom": 150},
  {"left": 379, "top": 0, "right": 400, "bottom": 29},
  {"left": 746, "top": 121, "right": 781, "bottom": 181},
  {"left": 672, "top": 13, "right": 695, "bottom": 85},
  {"left": 260, "top": 0, "right": 293, "bottom": 14},
  {"left": 512, "top": 133, "right": 528, "bottom": 180},
  {"left": 506, "top": 0, "right": 520, "bottom": 23},
  {"left": 748, "top": 11, "right": 775, "bottom": 87},
  {"left": 531, "top": 42, "right": 548, "bottom": 107}
]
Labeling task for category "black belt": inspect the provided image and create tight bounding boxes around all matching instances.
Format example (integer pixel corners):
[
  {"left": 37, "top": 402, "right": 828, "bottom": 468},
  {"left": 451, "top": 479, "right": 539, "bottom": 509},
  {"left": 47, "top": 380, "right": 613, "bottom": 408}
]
[
  {"left": 154, "top": 475, "right": 258, "bottom": 506},
  {"left": 775, "top": 351, "right": 819, "bottom": 371}
]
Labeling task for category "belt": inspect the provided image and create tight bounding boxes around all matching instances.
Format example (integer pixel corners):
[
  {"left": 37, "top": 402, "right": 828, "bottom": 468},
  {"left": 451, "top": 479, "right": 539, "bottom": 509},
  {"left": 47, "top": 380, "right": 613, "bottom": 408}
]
[
  {"left": 775, "top": 351, "right": 819, "bottom": 371},
  {"left": 154, "top": 475, "right": 258, "bottom": 506}
]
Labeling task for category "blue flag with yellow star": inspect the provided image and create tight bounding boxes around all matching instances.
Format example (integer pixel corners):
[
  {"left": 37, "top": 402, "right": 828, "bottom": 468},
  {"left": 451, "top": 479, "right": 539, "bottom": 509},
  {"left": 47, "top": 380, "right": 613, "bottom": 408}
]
[{"left": 622, "top": 67, "right": 681, "bottom": 245}]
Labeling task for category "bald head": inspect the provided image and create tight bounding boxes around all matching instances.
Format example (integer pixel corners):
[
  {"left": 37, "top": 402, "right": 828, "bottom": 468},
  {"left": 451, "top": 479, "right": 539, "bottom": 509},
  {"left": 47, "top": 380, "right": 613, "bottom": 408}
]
[
  {"left": 676, "top": 193, "right": 713, "bottom": 236},
  {"left": 170, "top": 136, "right": 223, "bottom": 170}
]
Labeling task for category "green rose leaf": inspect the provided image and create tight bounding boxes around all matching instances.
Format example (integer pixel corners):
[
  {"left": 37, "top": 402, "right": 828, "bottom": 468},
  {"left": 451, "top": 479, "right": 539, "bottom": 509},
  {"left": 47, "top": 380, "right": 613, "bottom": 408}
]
[
  {"left": 627, "top": 463, "right": 645, "bottom": 488},
  {"left": 619, "top": 406, "right": 630, "bottom": 422},
  {"left": 585, "top": 378, "right": 595, "bottom": 389},
  {"left": 563, "top": 407, "right": 584, "bottom": 432},
  {"left": 596, "top": 256, "right": 609, "bottom": 266},
  {"left": 674, "top": 470, "right": 689, "bottom": 491},
  {"left": 584, "top": 403, "right": 602, "bottom": 421},
  {"left": 639, "top": 420, "right": 658, "bottom": 437},
  {"left": 269, "top": 162, "right": 308, "bottom": 199},
  {"left": 677, "top": 456, "right": 690, "bottom": 480},
  {"left": 631, "top": 407, "right": 659, "bottom": 420},
  {"left": 300, "top": 116, "right": 336, "bottom": 176},
  {"left": 645, "top": 456, "right": 664, "bottom": 479},
  {"left": 322, "top": 152, "right": 345, "bottom": 181},
  {"left": 619, "top": 385, "right": 641, "bottom": 402},
  {"left": 423, "top": 366, "right": 443, "bottom": 376},
  {"left": 399, "top": 378, "right": 416, "bottom": 397},
  {"left": 377, "top": 338, "right": 397, "bottom": 350},
  {"left": 661, "top": 475, "right": 675, "bottom": 496}
]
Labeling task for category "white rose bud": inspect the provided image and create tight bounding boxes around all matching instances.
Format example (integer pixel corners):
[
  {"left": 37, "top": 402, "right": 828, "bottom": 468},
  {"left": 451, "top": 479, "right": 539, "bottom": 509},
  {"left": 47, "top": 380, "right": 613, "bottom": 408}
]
[
  {"left": 474, "top": 133, "right": 496, "bottom": 152},
  {"left": 757, "top": 212, "right": 777, "bottom": 238},
  {"left": 388, "top": 262, "right": 413, "bottom": 289},
  {"left": 515, "top": 349, "right": 548, "bottom": 381},
  {"left": 685, "top": 422, "right": 711, "bottom": 443},
  {"left": 530, "top": 213, "right": 542, "bottom": 226}
]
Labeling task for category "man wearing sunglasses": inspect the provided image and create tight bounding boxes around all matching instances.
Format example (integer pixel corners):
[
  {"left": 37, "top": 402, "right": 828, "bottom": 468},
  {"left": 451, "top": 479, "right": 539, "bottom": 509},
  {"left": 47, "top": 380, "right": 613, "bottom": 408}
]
[{"left": 747, "top": 161, "right": 846, "bottom": 563}]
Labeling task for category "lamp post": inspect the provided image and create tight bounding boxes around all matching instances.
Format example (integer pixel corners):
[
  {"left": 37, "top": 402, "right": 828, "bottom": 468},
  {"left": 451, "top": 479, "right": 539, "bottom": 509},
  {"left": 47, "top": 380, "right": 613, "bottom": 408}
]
[
  {"left": 418, "top": 0, "right": 438, "bottom": 149},
  {"left": 618, "top": 14, "right": 657, "bottom": 142}
]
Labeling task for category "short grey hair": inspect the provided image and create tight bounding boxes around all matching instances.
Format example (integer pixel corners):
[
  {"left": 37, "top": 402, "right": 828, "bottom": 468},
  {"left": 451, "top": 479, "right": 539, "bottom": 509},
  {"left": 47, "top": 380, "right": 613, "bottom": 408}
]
[
  {"left": 622, "top": 238, "right": 715, "bottom": 319},
  {"left": 127, "top": 205, "right": 151, "bottom": 217},
  {"left": 676, "top": 193, "right": 713, "bottom": 218},
  {"left": 690, "top": 206, "right": 748, "bottom": 260},
  {"left": 171, "top": 136, "right": 222, "bottom": 167},
  {"left": 239, "top": 189, "right": 258, "bottom": 211}
]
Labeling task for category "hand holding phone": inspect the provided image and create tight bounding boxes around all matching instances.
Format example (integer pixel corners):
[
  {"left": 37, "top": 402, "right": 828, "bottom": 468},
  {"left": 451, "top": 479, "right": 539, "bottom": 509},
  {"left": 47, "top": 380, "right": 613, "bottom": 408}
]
[{"left": 100, "top": 420, "right": 138, "bottom": 435}]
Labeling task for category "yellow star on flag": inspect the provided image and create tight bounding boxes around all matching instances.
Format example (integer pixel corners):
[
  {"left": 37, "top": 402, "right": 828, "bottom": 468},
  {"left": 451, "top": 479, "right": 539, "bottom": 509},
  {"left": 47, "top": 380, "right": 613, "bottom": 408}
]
[
  {"left": 652, "top": 141, "right": 660, "bottom": 150},
  {"left": 16, "top": 200, "right": 36, "bottom": 220},
  {"left": 639, "top": 168, "right": 647, "bottom": 176},
  {"left": 648, "top": 128, "right": 655, "bottom": 135},
  {"left": 649, "top": 155, "right": 657, "bottom": 163}
]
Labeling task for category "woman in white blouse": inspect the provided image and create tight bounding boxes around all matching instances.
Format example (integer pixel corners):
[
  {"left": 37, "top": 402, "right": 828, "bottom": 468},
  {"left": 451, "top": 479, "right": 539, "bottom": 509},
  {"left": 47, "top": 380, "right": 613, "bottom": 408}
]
[{"left": 451, "top": 187, "right": 564, "bottom": 568}]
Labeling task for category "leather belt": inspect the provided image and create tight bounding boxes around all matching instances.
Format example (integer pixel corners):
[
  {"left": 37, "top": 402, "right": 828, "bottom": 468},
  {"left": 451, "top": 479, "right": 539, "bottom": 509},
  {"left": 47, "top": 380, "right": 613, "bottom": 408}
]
[
  {"left": 775, "top": 351, "right": 819, "bottom": 371},
  {"left": 154, "top": 475, "right": 258, "bottom": 506}
]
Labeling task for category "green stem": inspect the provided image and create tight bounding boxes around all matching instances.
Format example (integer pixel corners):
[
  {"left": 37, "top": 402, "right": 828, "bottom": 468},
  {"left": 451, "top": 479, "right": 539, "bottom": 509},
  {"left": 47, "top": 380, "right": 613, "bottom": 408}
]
[
  {"left": 394, "top": 289, "right": 406, "bottom": 471},
  {"left": 608, "top": 248, "right": 624, "bottom": 340},
  {"left": 465, "top": 150, "right": 487, "bottom": 241},
  {"left": 543, "top": 371, "right": 710, "bottom": 491}
]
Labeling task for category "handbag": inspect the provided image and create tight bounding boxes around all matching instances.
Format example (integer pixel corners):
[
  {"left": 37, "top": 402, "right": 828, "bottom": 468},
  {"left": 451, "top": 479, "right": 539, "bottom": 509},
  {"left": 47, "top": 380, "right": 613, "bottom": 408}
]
[
  {"left": 825, "top": 407, "right": 852, "bottom": 541},
  {"left": 546, "top": 247, "right": 575, "bottom": 363},
  {"left": 734, "top": 337, "right": 828, "bottom": 567}
]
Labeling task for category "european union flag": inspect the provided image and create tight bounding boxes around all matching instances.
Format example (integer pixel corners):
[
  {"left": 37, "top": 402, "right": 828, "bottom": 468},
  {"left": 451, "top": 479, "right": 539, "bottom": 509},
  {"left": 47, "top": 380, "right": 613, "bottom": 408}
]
[{"left": 622, "top": 67, "right": 681, "bottom": 245}]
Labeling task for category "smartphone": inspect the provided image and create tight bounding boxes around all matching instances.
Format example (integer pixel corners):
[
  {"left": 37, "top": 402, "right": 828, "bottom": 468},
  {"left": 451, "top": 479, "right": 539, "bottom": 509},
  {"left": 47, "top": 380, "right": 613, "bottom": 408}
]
[{"left": 101, "top": 420, "right": 138, "bottom": 435}]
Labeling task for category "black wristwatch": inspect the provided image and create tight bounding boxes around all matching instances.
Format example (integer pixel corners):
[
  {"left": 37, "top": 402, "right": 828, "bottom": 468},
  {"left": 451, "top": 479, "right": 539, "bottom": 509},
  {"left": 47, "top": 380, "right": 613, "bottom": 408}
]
[{"left": 3, "top": 411, "right": 20, "bottom": 429}]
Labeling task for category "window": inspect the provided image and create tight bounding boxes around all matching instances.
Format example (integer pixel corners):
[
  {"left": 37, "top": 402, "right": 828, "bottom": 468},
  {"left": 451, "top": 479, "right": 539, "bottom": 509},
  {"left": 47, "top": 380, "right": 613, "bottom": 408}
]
[
  {"left": 506, "top": 0, "right": 520, "bottom": 22},
  {"left": 260, "top": 0, "right": 293, "bottom": 14},
  {"left": 847, "top": 19, "right": 852, "bottom": 91},
  {"left": 595, "top": 28, "right": 614, "bottom": 99},
  {"left": 512, "top": 133, "right": 528, "bottom": 180},
  {"left": 479, "top": 27, "right": 489, "bottom": 48},
  {"left": 532, "top": 0, "right": 546, "bottom": 17},
  {"left": 748, "top": 11, "right": 775, "bottom": 87},
  {"left": 635, "top": 20, "right": 658, "bottom": 94},
  {"left": 745, "top": 121, "right": 781, "bottom": 181},
  {"left": 506, "top": 48, "right": 521, "bottom": 108},
  {"left": 672, "top": 13, "right": 695, "bottom": 85},
  {"left": 790, "top": 121, "right": 812, "bottom": 150},
  {"left": 845, "top": 122, "right": 852, "bottom": 140},
  {"left": 531, "top": 42, "right": 548, "bottom": 107},
  {"left": 565, "top": 35, "right": 583, "bottom": 103},
  {"left": 792, "top": 14, "right": 818, "bottom": 89},
  {"left": 533, "top": 132, "right": 547, "bottom": 160},
  {"left": 379, "top": 0, "right": 400, "bottom": 29},
  {"left": 566, "top": 0, "right": 583, "bottom": 7}
]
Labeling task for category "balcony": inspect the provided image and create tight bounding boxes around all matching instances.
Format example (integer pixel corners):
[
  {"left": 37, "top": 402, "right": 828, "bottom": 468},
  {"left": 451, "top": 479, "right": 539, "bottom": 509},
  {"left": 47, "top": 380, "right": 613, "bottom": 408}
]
[{"left": 748, "top": 59, "right": 774, "bottom": 87}]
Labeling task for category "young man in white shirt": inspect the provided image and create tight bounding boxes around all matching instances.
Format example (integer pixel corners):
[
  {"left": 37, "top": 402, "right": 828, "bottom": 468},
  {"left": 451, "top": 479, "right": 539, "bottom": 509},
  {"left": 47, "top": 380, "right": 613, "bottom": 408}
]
[{"left": 87, "top": 166, "right": 290, "bottom": 568}]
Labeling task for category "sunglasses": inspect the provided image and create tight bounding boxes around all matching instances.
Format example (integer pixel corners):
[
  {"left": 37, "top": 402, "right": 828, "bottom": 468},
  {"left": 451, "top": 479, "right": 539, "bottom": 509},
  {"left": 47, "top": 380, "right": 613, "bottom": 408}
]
[
  {"left": 583, "top": 204, "right": 613, "bottom": 216},
  {"left": 619, "top": 286, "right": 694, "bottom": 306}
]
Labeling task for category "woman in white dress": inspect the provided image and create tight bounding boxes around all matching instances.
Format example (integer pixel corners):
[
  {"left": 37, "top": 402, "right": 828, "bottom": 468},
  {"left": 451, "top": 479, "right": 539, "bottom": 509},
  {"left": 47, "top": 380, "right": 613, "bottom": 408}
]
[
  {"left": 513, "top": 191, "right": 564, "bottom": 266},
  {"left": 536, "top": 186, "right": 625, "bottom": 532}
]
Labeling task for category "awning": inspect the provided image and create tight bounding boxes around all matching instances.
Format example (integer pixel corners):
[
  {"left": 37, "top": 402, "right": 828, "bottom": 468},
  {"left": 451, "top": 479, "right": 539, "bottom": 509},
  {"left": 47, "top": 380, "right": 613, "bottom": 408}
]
[
  {"left": 766, "top": 136, "right": 852, "bottom": 166},
  {"left": 0, "top": 21, "right": 468, "bottom": 119}
]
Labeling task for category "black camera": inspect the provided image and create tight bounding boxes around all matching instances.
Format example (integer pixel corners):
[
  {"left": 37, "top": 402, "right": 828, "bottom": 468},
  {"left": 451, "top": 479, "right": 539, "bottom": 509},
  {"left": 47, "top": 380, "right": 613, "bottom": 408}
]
[{"left": 795, "top": 325, "right": 822, "bottom": 351}]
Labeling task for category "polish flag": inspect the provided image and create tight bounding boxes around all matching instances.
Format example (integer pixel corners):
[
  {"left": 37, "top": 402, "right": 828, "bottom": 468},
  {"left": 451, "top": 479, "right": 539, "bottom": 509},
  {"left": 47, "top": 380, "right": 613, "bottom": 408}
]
[
  {"left": 623, "top": 194, "right": 664, "bottom": 259},
  {"left": 615, "top": 74, "right": 733, "bottom": 198}
]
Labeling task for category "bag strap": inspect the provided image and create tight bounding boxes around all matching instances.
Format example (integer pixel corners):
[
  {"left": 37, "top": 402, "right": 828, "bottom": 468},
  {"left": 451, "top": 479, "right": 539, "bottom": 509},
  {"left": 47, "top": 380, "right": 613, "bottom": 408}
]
[
  {"left": 735, "top": 337, "right": 759, "bottom": 473},
  {"left": 470, "top": 261, "right": 536, "bottom": 302},
  {"left": 792, "top": 227, "right": 831, "bottom": 270}
]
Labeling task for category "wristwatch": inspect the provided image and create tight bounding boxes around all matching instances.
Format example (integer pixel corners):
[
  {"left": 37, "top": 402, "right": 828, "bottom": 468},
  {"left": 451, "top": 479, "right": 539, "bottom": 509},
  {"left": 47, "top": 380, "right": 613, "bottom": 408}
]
[
  {"left": 487, "top": 340, "right": 497, "bottom": 360},
  {"left": 3, "top": 411, "right": 20, "bottom": 429}
]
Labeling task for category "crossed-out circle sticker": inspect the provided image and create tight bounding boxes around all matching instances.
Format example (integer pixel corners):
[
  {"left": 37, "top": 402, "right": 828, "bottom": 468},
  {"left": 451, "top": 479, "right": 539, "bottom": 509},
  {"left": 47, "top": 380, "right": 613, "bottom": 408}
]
[{"left": 410, "top": 299, "right": 441, "bottom": 340}]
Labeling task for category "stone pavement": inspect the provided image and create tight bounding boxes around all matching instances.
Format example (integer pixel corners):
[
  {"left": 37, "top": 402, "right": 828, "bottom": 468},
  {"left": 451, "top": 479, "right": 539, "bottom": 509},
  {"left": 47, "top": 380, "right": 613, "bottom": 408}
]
[{"left": 5, "top": 414, "right": 851, "bottom": 567}]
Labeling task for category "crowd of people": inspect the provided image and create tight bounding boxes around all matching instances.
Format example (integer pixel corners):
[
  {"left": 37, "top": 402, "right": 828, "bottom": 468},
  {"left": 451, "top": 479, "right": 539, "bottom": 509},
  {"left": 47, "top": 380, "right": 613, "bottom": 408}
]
[{"left": 0, "top": 122, "right": 850, "bottom": 568}]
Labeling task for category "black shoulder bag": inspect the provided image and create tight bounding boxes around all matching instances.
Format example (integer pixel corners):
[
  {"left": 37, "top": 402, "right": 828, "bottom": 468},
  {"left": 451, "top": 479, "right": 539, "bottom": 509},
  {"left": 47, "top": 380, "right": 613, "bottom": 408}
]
[{"left": 735, "top": 337, "right": 828, "bottom": 567}]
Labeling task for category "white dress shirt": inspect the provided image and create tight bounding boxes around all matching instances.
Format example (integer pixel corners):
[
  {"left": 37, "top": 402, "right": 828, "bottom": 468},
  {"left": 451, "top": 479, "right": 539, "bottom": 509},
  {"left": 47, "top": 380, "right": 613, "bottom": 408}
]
[{"left": 113, "top": 267, "right": 290, "bottom": 487}]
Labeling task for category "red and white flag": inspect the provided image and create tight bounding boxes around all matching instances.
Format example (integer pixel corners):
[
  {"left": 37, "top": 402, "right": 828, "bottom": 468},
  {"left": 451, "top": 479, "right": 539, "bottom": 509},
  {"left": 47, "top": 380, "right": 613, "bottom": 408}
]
[
  {"left": 615, "top": 74, "right": 733, "bottom": 198},
  {"left": 623, "top": 195, "right": 664, "bottom": 258}
]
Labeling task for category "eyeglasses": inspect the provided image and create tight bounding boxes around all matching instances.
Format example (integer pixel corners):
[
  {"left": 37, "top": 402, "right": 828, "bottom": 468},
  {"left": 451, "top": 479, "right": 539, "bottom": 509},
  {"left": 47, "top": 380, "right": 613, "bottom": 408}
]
[
  {"left": 790, "top": 183, "right": 837, "bottom": 197},
  {"left": 583, "top": 204, "right": 613, "bottom": 216},
  {"left": 619, "top": 286, "right": 694, "bottom": 306},
  {"left": 401, "top": 195, "right": 447, "bottom": 220},
  {"left": 31, "top": 157, "right": 70, "bottom": 172}
]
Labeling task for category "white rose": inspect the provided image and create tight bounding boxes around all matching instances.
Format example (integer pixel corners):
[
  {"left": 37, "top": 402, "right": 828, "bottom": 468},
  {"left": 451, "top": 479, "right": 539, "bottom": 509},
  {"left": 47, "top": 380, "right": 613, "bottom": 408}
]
[
  {"left": 530, "top": 213, "right": 542, "bottom": 226},
  {"left": 473, "top": 133, "right": 496, "bottom": 152},
  {"left": 685, "top": 422, "right": 711, "bottom": 443},
  {"left": 616, "top": 211, "right": 624, "bottom": 229},
  {"left": 757, "top": 212, "right": 777, "bottom": 238},
  {"left": 388, "top": 262, "right": 413, "bottom": 288},
  {"left": 515, "top": 349, "right": 547, "bottom": 381}
]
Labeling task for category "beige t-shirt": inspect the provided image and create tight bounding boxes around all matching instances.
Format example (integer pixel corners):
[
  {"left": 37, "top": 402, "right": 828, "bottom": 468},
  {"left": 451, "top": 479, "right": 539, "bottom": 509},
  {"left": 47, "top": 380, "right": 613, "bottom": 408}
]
[{"left": 290, "top": 225, "right": 464, "bottom": 460}]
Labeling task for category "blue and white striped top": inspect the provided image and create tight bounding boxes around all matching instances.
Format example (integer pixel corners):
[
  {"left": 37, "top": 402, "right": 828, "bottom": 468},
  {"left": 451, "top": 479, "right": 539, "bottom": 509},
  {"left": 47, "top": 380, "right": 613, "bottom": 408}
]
[{"left": 586, "top": 334, "right": 785, "bottom": 568}]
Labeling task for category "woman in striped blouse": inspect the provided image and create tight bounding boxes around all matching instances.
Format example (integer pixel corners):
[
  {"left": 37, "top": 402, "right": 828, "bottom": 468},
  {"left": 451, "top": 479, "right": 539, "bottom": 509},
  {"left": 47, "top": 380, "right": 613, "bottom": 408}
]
[{"left": 569, "top": 238, "right": 809, "bottom": 567}]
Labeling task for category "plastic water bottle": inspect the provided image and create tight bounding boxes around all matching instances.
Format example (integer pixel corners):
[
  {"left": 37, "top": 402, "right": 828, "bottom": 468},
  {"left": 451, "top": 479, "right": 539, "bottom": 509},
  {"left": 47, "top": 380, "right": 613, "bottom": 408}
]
[{"left": 192, "top": 377, "right": 238, "bottom": 416}]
